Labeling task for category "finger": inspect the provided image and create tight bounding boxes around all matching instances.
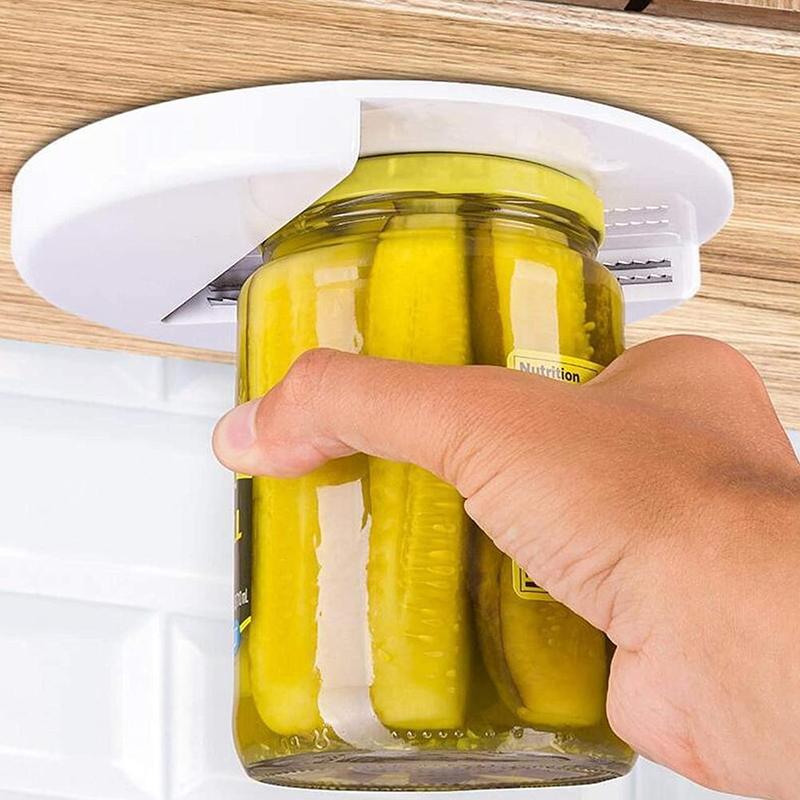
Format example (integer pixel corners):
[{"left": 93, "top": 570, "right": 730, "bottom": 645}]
[{"left": 212, "top": 347, "right": 562, "bottom": 489}]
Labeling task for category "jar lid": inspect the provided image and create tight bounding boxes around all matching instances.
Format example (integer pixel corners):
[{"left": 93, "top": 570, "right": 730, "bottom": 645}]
[{"left": 317, "top": 153, "right": 605, "bottom": 241}]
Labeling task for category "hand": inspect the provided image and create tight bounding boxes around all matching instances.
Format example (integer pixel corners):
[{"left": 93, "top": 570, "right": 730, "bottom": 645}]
[{"left": 213, "top": 335, "right": 800, "bottom": 800}]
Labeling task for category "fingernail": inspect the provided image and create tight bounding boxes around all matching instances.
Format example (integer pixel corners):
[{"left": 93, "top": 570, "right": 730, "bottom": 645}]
[{"left": 219, "top": 399, "right": 259, "bottom": 452}]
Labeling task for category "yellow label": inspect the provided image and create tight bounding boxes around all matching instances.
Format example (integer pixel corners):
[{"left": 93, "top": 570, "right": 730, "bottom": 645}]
[
  {"left": 507, "top": 349, "right": 604, "bottom": 384},
  {"left": 508, "top": 349, "right": 604, "bottom": 599},
  {"left": 512, "top": 561, "right": 552, "bottom": 602}
]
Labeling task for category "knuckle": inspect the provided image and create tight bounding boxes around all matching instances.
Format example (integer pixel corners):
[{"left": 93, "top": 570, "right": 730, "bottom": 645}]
[
  {"left": 440, "top": 390, "right": 519, "bottom": 496},
  {"left": 640, "top": 335, "right": 767, "bottom": 393},
  {"left": 604, "top": 676, "right": 629, "bottom": 740},
  {"left": 688, "top": 335, "right": 743, "bottom": 363},
  {"left": 546, "top": 541, "right": 630, "bottom": 635},
  {"left": 670, "top": 335, "right": 757, "bottom": 375},
  {"left": 690, "top": 337, "right": 767, "bottom": 388},
  {"left": 281, "top": 348, "right": 339, "bottom": 411},
  {"left": 437, "top": 411, "right": 482, "bottom": 487}
]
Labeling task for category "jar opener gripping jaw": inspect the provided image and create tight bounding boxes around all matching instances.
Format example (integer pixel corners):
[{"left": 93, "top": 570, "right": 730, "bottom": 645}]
[{"left": 599, "top": 194, "right": 701, "bottom": 323}]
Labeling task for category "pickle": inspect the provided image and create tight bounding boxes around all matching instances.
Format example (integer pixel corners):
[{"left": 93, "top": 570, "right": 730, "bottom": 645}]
[
  {"left": 473, "top": 530, "right": 607, "bottom": 730},
  {"left": 472, "top": 532, "right": 526, "bottom": 718},
  {"left": 584, "top": 266, "right": 625, "bottom": 366},
  {"left": 499, "top": 556, "right": 607, "bottom": 728},
  {"left": 244, "top": 241, "right": 372, "bottom": 737},
  {"left": 470, "top": 221, "right": 607, "bottom": 729},
  {"left": 472, "top": 224, "right": 592, "bottom": 361},
  {"left": 234, "top": 636, "right": 280, "bottom": 762},
  {"left": 364, "top": 210, "right": 472, "bottom": 730}
]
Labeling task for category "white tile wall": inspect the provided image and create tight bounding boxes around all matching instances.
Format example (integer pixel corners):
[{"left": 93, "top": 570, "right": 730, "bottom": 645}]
[
  {"left": 0, "top": 594, "right": 162, "bottom": 800},
  {"left": 0, "top": 338, "right": 796, "bottom": 800}
]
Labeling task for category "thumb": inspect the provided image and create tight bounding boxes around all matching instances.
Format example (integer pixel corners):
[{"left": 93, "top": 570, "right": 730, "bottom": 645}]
[{"left": 212, "top": 347, "right": 555, "bottom": 495}]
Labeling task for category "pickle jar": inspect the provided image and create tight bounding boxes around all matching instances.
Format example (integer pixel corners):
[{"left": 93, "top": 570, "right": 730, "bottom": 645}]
[{"left": 233, "top": 153, "right": 634, "bottom": 790}]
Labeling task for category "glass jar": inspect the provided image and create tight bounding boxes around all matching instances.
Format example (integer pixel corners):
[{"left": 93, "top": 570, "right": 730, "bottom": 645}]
[{"left": 233, "top": 153, "right": 632, "bottom": 790}]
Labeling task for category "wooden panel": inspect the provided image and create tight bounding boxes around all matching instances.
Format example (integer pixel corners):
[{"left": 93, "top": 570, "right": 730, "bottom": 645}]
[
  {"left": 542, "top": 0, "right": 629, "bottom": 9},
  {"left": 2, "top": 0, "right": 799, "bottom": 425},
  {"left": 544, "top": 0, "right": 800, "bottom": 29},
  {"left": 646, "top": 0, "right": 800, "bottom": 31}
]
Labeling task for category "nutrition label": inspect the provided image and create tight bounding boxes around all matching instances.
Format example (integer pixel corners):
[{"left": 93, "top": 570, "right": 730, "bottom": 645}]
[
  {"left": 507, "top": 349, "right": 604, "bottom": 384},
  {"left": 512, "top": 561, "right": 552, "bottom": 601}
]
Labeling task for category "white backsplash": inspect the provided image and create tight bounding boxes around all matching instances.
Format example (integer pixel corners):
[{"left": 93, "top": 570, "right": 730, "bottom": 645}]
[{"left": 0, "top": 337, "right": 795, "bottom": 800}]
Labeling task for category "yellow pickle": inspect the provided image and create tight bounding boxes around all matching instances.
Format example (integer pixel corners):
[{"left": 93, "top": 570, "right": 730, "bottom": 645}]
[{"left": 233, "top": 153, "right": 634, "bottom": 789}]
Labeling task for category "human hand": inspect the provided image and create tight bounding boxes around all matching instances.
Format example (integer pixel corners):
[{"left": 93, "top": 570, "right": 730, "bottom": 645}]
[{"left": 214, "top": 335, "right": 800, "bottom": 800}]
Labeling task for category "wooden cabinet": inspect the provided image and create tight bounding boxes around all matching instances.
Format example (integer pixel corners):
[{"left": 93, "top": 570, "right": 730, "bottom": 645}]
[
  {"left": 645, "top": 0, "right": 799, "bottom": 31},
  {"left": 545, "top": 0, "right": 800, "bottom": 30},
  {"left": 2, "top": 0, "right": 799, "bottom": 425}
]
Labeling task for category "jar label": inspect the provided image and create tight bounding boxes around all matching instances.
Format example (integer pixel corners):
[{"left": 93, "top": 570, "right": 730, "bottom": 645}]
[
  {"left": 234, "top": 474, "right": 253, "bottom": 652},
  {"left": 512, "top": 561, "right": 552, "bottom": 602},
  {"left": 507, "top": 349, "right": 605, "bottom": 600},
  {"left": 507, "top": 349, "right": 604, "bottom": 384}
]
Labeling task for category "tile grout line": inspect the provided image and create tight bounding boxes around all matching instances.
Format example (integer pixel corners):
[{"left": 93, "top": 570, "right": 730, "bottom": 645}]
[{"left": 0, "top": 385, "right": 226, "bottom": 420}]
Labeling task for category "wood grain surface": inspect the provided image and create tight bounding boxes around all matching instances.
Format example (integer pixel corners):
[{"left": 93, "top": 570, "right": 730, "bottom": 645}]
[
  {"left": 2, "top": 0, "right": 799, "bottom": 424},
  {"left": 545, "top": 0, "right": 800, "bottom": 30},
  {"left": 645, "top": 0, "right": 800, "bottom": 31}
]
